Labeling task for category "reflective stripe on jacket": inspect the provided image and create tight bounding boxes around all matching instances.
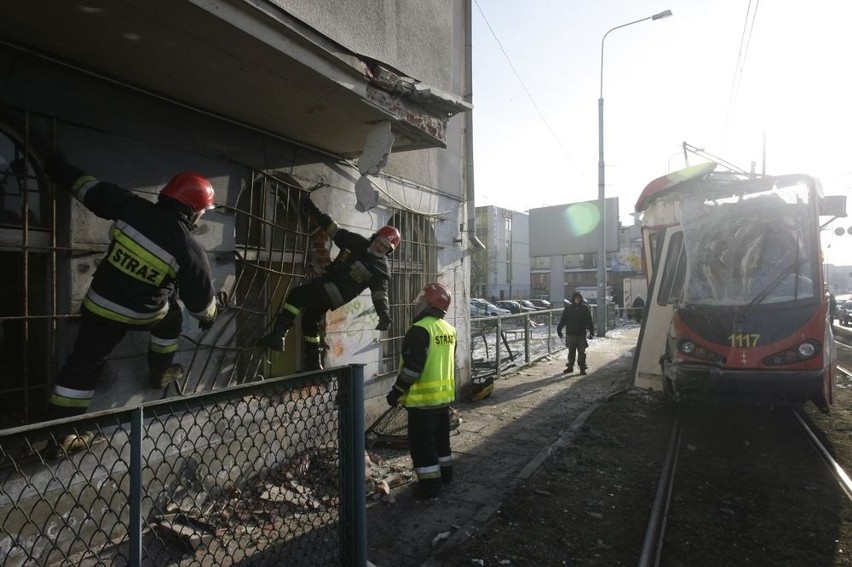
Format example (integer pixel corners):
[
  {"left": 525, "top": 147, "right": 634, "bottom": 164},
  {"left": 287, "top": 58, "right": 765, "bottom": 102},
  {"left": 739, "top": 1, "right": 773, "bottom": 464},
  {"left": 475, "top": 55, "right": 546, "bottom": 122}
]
[
  {"left": 70, "top": 173, "right": 215, "bottom": 324},
  {"left": 401, "top": 316, "right": 456, "bottom": 408}
]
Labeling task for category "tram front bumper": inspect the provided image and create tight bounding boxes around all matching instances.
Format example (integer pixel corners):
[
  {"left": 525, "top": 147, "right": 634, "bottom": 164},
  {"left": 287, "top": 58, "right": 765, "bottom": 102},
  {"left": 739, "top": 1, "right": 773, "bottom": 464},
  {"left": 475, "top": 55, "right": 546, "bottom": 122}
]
[{"left": 665, "top": 363, "right": 825, "bottom": 399}]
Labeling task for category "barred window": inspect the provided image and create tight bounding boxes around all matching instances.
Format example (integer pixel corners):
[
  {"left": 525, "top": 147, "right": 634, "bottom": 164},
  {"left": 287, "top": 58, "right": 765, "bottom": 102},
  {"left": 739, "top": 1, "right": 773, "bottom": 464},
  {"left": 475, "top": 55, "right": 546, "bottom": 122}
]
[
  {"left": 381, "top": 210, "right": 439, "bottom": 374},
  {"left": 0, "top": 112, "right": 61, "bottom": 427}
]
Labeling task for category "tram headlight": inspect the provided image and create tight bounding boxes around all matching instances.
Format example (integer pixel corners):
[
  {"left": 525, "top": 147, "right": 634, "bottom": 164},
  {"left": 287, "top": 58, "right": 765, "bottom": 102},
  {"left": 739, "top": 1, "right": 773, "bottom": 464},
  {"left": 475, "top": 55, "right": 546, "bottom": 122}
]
[
  {"left": 797, "top": 341, "right": 817, "bottom": 358},
  {"left": 763, "top": 340, "right": 820, "bottom": 366},
  {"left": 680, "top": 340, "right": 696, "bottom": 354}
]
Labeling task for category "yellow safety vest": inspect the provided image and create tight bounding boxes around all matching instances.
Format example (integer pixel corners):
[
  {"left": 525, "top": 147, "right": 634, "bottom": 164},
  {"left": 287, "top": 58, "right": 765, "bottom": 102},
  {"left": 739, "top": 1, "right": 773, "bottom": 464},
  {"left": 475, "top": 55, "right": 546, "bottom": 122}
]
[{"left": 401, "top": 316, "right": 456, "bottom": 408}]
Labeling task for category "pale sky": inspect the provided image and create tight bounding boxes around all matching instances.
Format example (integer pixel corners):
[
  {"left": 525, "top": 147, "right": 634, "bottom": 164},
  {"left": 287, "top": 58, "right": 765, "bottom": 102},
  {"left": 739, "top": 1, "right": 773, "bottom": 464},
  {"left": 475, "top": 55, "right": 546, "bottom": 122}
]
[{"left": 471, "top": 0, "right": 852, "bottom": 264}]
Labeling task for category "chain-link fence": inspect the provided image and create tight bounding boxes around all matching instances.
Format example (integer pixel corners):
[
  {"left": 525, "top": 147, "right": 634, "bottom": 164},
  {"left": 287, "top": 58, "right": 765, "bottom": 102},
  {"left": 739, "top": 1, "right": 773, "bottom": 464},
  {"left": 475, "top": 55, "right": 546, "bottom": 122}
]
[{"left": 0, "top": 365, "right": 367, "bottom": 567}]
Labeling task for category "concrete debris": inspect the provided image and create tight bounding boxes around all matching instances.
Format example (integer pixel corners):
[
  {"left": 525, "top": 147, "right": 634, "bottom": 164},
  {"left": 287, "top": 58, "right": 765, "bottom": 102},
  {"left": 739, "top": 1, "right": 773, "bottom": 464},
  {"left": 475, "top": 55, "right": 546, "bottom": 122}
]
[
  {"left": 358, "top": 121, "right": 394, "bottom": 176},
  {"left": 149, "top": 446, "right": 340, "bottom": 554},
  {"left": 431, "top": 530, "right": 451, "bottom": 547},
  {"left": 366, "top": 450, "right": 413, "bottom": 502},
  {"left": 355, "top": 176, "right": 379, "bottom": 212}
]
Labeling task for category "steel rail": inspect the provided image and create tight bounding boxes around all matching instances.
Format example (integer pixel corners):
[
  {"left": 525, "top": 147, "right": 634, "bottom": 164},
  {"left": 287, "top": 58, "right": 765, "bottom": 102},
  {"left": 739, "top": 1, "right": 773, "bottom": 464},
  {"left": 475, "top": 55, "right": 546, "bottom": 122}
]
[
  {"left": 637, "top": 406, "right": 683, "bottom": 567},
  {"left": 793, "top": 408, "right": 852, "bottom": 502}
]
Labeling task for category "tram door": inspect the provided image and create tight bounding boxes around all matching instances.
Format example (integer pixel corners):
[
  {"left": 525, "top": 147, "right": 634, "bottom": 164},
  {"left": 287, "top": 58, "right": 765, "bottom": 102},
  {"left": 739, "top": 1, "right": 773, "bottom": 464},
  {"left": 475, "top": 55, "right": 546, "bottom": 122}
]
[{"left": 632, "top": 226, "right": 684, "bottom": 391}]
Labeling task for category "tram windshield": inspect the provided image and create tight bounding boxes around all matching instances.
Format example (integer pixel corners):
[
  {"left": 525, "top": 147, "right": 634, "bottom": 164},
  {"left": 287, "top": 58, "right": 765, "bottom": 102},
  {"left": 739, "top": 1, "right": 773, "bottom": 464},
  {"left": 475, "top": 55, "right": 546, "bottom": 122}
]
[{"left": 680, "top": 179, "right": 817, "bottom": 307}]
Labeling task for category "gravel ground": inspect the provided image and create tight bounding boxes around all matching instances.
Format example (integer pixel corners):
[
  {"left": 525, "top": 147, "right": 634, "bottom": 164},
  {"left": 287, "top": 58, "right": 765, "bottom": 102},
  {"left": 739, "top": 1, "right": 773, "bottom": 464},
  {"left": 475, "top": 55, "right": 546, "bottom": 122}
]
[
  {"left": 431, "top": 326, "right": 852, "bottom": 567},
  {"left": 368, "top": 323, "right": 852, "bottom": 567}
]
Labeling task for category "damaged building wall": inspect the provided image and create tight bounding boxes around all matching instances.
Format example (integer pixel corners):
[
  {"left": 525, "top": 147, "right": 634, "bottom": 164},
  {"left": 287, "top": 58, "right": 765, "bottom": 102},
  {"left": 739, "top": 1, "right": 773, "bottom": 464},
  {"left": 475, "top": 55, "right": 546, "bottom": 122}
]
[
  {"left": 0, "top": 0, "right": 472, "bottom": 425},
  {"left": 277, "top": 0, "right": 469, "bottom": 196}
]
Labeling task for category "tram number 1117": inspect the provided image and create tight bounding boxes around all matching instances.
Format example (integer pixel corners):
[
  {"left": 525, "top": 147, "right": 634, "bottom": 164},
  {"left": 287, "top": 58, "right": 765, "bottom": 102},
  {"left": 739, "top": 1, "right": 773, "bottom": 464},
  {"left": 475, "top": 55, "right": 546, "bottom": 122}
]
[{"left": 729, "top": 333, "right": 760, "bottom": 348}]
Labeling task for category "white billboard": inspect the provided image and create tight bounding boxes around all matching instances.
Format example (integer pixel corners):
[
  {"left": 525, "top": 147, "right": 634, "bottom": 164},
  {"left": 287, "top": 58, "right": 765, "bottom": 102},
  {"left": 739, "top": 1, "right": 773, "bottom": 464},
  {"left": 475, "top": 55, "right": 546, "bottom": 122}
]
[{"left": 528, "top": 197, "right": 620, "bottom": 256}]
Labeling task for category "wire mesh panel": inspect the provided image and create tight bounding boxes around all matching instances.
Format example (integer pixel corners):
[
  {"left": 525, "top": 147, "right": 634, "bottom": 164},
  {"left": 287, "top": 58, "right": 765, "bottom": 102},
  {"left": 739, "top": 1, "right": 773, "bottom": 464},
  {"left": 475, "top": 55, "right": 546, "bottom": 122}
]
[
  {"left": 469, "top": 311, "right": 562, "bottom": 384},
  {"left": 0, "top": 367, "right": 363, "bottom": 567}
]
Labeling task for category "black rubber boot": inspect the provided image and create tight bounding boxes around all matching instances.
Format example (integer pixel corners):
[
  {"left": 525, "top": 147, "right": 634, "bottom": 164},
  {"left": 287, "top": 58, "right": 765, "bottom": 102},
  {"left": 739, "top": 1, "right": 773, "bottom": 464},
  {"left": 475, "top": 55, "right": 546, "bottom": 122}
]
[
  {"left": 150, "top": 363, "right": 184, "bottom": 389},
  {"left": 255, "top": 312, "right": 295, "bottom": 351},
  {"left": 303, "top": 341, "right": 324, "bottom": 371},
  {"left": 413, "top": 477, "right": 442, "bottom": 499},
  {"left": 441, "top": 464, "right": 454, "bottom": 484}
]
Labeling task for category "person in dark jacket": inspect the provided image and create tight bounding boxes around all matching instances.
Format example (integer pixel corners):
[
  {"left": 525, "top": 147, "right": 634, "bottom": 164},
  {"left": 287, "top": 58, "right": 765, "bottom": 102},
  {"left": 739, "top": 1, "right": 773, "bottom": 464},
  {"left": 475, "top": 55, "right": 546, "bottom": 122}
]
[
  {"left": 557, "top": 291, "right": 595, "bottom": 375},
  {"left": 255, "top": 196, "right": 401, "bottom": 370},
  {"left": 44, "top": 152, "right": 220, "bottom": 427},
  {"left": 632, "top": 295, "right": 646, "bottom": 324},
  {"left": 386, "top": 282, "right": 456, "bottom": 499},
  {"left": 830, "top": 292, "right": 837, "bottom": 324}
]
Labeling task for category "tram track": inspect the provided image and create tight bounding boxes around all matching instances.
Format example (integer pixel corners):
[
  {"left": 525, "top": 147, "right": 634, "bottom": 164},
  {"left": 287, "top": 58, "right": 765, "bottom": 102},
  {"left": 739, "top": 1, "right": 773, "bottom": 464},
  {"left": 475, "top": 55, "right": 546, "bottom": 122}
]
[
  {"left": 639, "top": 398, "right": 852, "bottom": 566},
  {"left": 441, "top": 332, "right": 852, "bottom": 567}
]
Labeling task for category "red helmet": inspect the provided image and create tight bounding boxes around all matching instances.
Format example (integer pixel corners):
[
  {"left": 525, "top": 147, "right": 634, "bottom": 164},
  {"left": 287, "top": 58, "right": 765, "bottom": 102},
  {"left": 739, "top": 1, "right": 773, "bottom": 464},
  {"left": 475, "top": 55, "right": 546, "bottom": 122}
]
[
  {"left": 421, "top": 282, "right": 452, "bottom": 312},
  {"left": 160, "top": 172, "right": 215, "bottom": 213},
  {"left": 374, "top": 226, "right": 401, "bottom": 252}
]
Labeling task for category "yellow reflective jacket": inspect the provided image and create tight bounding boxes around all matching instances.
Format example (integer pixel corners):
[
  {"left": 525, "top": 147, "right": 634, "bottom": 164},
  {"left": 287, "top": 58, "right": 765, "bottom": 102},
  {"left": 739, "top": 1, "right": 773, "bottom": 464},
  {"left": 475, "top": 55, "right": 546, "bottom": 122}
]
[{"left": 400, "top": 316, "right": 456, "bottom": 408}]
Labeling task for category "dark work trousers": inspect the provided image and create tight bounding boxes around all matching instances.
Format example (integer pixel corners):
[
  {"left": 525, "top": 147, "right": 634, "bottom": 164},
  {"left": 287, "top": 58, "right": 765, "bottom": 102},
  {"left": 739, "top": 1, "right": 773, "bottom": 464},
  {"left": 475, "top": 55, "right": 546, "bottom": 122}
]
[
  {"left": 283, "top": 280, "right": 333, "bottom": 339},
  {"left": 565, "top": 335, "right": 589, "bottom": 370},
  {"left": 407, "top": 407, "right": 453, "bottom": 496},
  {"left": 48, "top": 301, "right": 183, "bottom": 419}
]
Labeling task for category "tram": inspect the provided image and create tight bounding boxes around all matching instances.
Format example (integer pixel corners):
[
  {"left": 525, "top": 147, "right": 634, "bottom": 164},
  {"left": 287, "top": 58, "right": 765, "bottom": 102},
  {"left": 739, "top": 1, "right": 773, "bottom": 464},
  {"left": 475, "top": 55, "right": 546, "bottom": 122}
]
[{"left": 632, "top": 162, "right": 843, "bottom": 411}]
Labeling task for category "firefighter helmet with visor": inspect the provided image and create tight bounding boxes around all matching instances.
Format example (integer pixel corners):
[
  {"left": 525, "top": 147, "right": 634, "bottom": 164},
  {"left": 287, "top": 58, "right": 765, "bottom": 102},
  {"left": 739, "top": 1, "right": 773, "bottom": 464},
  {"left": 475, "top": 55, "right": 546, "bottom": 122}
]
[{"left": 373, "top": 226, "right": 401, "bottom": 252}]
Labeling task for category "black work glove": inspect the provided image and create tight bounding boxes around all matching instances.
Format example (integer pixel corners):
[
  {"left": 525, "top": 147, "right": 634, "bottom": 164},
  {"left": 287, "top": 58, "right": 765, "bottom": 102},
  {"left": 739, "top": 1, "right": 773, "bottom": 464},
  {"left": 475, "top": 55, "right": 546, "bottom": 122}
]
[
  {"left": 386, "top": 389, "right": 401, "bottom": 407},
  {"left": 557, "top": 330, "right": 564, "bottom": 339},
  {"left": 588, "top": 330, "right": 595, "bottom": 340},
  {"left": 376, "top": 313, "right": 392, "bottom": 331}
]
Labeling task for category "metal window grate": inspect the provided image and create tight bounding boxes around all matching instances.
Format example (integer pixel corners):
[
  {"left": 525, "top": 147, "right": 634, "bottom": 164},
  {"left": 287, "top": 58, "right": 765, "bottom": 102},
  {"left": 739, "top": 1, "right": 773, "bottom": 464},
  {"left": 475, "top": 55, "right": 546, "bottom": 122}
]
[
  {"left": 0, "top": 110, "right": 62, "bottom": 427},
  {"left": 381, "top": 210, "right": 439, "bottom": 374}
]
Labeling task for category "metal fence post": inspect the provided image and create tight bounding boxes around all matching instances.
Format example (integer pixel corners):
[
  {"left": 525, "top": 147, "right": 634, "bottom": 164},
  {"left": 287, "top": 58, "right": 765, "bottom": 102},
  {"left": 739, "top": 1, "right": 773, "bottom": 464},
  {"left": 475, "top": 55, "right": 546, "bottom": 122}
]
[
  {"left": 495, "top": 316, "right": 502, "bottom": 379},
  {"left": 130, "top": 406, "right": 143, "bottom": 567},
  {"left": 339, "top": 364, "right": 366, "bottom": 567}
]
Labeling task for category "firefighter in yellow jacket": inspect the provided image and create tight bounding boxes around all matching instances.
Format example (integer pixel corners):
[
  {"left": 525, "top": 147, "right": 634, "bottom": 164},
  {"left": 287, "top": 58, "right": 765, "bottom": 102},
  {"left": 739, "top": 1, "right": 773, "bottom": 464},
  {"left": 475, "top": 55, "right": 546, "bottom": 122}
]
[{"left": 385, "top": 282, "right": 456, "bottom": 499}]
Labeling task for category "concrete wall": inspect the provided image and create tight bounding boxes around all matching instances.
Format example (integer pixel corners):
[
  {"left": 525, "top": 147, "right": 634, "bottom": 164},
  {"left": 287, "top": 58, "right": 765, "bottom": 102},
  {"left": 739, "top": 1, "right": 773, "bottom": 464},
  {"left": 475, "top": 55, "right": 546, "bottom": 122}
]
[{"left": 280, "top": 0, "right": 468, "bottom": 199}]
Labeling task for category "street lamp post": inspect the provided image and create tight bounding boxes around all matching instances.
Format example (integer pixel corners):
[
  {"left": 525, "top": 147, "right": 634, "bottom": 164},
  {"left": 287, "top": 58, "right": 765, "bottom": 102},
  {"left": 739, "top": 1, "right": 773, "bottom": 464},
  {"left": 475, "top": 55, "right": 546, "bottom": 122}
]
[{"left": 597, "top": 9, "right": 672, "bottom": 337}]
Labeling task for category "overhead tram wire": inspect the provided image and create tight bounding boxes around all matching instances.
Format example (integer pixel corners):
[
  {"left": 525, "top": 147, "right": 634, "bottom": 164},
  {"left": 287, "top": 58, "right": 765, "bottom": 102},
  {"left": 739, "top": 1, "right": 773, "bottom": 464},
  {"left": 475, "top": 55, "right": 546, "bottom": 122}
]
[
  {"left": 722, "top": 0, "right": 761, "bottom": 142},
  {"left": 473, "top": 0, "right": 588, "bottom": 183}
]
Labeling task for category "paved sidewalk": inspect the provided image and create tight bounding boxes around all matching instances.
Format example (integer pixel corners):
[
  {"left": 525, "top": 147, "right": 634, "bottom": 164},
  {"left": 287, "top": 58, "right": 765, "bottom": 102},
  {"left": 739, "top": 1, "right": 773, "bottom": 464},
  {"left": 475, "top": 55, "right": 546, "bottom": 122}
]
[{"left": 366, "top": 324, "right": 642, "bottom": 567}]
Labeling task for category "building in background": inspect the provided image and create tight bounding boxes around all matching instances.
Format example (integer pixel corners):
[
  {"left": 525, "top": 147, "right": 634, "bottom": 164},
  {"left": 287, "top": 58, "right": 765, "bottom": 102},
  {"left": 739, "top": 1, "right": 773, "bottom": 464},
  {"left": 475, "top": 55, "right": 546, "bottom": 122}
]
[
  {"left": 527, "top": 208, "right": 643, "bottom": 304},
  {"left": 472, "top": 206, "right": 530, "bottom": 301},
  {"left": 825, "top": 264, "right": 852, "bottom": 296}
]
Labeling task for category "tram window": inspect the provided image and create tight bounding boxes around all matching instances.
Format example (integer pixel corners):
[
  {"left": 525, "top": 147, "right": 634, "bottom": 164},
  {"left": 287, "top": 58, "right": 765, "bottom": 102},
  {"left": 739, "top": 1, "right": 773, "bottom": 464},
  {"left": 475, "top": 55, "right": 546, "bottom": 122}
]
[
  {"left": 657, "top": 232, "right": 686, "bottom": 305},
  {"left": 648, "top": 232, "right": 660, "bottom": 277}
]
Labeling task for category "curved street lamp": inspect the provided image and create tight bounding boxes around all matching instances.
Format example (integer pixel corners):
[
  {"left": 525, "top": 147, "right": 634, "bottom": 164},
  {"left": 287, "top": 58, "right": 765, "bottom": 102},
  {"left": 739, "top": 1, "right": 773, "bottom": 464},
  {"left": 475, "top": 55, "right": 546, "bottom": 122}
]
[{"left": 596, "top": 9, "right": 672, "bottom": 337}]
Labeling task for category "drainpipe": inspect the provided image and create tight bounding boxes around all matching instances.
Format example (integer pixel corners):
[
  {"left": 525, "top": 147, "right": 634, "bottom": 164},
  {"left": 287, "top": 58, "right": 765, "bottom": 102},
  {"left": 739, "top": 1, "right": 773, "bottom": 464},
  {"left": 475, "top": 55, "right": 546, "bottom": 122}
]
[{"left": 465, "top": 0, "right": 485, "bottom": 251}]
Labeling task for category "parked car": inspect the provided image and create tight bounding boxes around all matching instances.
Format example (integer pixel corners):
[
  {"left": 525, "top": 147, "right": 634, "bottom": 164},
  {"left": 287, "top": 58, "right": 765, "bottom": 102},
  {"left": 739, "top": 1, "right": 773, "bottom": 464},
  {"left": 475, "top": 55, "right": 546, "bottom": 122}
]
[
  {"left": 470, "top": 302, "right": 489, "bottom": 318},
  {"left": 471, "top": 298, "right": 510, "bottom": 316},
  {"left": 519, "top": 299, "right": 546, "bottom": 311},
  {"left": 529, "top": 299, "right": 552, "bottom": 309},
  {"left": 495, "top": 300, "right": 537, "bottom": 314},
  {"left": 841, "top": 300, "right": 852, "bottom": 326}
]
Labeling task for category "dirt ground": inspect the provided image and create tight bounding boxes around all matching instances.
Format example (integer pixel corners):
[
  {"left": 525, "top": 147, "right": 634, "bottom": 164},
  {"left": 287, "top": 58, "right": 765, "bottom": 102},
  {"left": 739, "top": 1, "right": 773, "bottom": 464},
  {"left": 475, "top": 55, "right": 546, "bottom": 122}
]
[
  {"left": 368, "top": 324, "right": 852, "bottom": 567},
  {"left": 433, "top": 343, "right": 852, "bottom": 567}
]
